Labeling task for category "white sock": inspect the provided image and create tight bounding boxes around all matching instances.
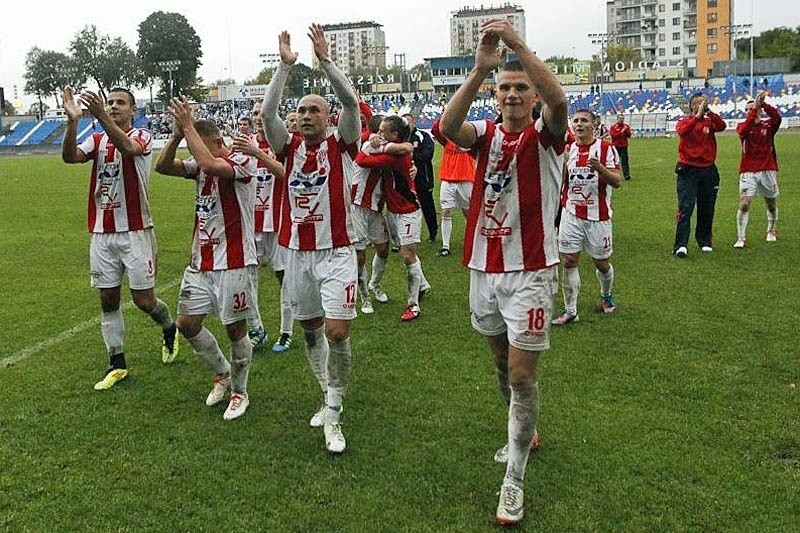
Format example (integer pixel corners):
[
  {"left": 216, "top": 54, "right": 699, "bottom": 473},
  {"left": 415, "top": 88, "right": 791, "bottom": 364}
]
[
  {"left": 303, "top": 326, "right": 329, "bottom": 396},
  {"left": 441, "top": 216, "right": 453, "bottom": 249},
  {"left": 370, "top": 254, "right": 387, "bottom": 286},
  {"left": 563, "top": 267, "right": 580, "bottom": 315},
  {"left": 147, "top": 299, "right": 173, "bottom": 328},
  {"left": 736, "top": 209, "right": 749, "bottom": 239},
  {"left": 188, "top": 327, "right": 231, "bottom": 376},
  {"left": 767, "top": 208, "right": 778, "bottom": 232},
  {"left": 230, "top": 335, "right": 252, "bottom": 393},
  {"left": 596, "top": 265, "right": 614, "bottom": 297},
  {"left": 504, "top": 382, "right": 539, "bottom": 485},
  {"left": 358, "top": 264, "right": 370, "bottom": 304},
  {"left": 418, "top": 260, "right": 430, "bottom": 289},
  {"left": 406, "top": 260, "right": 423, "bottom": 305},
  {"left": 327, "top": 337, "right": 352, "bottom": 409},
  {"left": 101, "top": 309, "right": 125, "bottom": 355},
  {"left": 279, "top": 279, "right": 293, "bottom": 335}
]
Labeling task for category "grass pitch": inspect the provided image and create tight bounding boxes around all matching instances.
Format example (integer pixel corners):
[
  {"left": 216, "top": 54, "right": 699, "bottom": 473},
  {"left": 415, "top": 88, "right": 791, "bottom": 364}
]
[{"left": 1, "top": 132, "right": 799, "bottom": 531}]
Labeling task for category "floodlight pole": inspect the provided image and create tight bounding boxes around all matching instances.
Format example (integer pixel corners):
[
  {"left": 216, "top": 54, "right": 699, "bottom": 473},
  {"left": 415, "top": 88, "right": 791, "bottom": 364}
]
[
  {"left": 588, "top": 33, "right": 609, "bottom": 117},
  {"left": 158, "top": 60, "right": 182, "bottom": 101}
]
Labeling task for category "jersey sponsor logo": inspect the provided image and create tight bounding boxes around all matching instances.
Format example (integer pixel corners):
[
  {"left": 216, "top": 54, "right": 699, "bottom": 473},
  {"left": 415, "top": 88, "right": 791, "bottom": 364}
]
[
  {"left": 198, "top": 227, "right": 221, "bottom": 247},
  {"left": 99, "top": 164, "right": 122, "bottom": 210},
  {"left": 481, "top": 198, "right": 512, "bottom": 237},
  {"left": 484, "top": 171, "right": 513, "bottom": 195}
]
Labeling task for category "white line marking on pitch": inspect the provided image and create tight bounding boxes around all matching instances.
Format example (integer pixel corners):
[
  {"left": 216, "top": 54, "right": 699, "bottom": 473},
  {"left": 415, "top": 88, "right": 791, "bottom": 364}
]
[
  {"left": 1, "top": 279, "right": 181, "bottom": 369},
  {"left": 631, "top": 158, "right": 665, "bottom": 168}
]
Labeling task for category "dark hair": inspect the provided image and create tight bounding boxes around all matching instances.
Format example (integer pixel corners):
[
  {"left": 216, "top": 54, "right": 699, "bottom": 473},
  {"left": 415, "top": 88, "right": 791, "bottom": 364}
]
[
  {"left": 690, "top": 93, "right": 705, "bottom": 107},
  {"left": 573, "top": 108, "right": 596, "bottom": 122},
  {"left": 194, "top": 119, "right": 221, "bottom": 141},
  {"left": 238, "top": 117, "right": 252, "bottom": 126},
  {"left": 502, "top": 60, "right": 524, "bottom": 72},
  {"left": 108, "top": 87, "right": 135, "bottom": 107},
  {"left": 381, "top": 115, "right": 410, "bottom": 142},
  {"left": 367, "top": 114, "right": 384, "bottom": 134}
]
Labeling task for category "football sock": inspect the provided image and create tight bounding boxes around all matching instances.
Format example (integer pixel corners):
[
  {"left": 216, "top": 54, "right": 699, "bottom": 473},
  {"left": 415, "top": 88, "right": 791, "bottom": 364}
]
[
  {"left": 358, "top": 264, "right": 370, "bottom": 304},
  {"left": 147, "top": 298, "right": 173, "bottom": 328},
  {"left": 418, "top": 260, "right": 431, "bottom": 289},
  {"left": 767, "top": 208, "right": 778, "bottom": 232},
  {"left": 303, "top": 326, "right": 329, "bottom": 395},
  {"left": 109, "top": 352, "right": 127, "bottom": 370},
  {"left": 327, "top": 337, "right": 352, "bottom": 409},
  {"left": 736, "top": 209, "right": 749, "bottom": 238},
  {"left": 563, "top": 267, "right": 580, "bottom": 314},
  {"left": 187, "top": 327, "right": 231, "bottom": 376},
  {"left": 101, "top": 309, "right": 125, "bottom": 359},
  {"left": 279, "top": 279, "right": 293, "bottom": 335},
  {"left": 249, "top": 308, "right": 264, "bottom": 331},
  {"left": 325, "top": 404, "right": 342, "bottom": 425},
  {"left": 504, "top": 381, "right": 539, "bottom": 485},
  {"left": 406, "top": 260, "right": 423, "bottom": 305},
  {"left": 370, "top": 254, "right": 387, "bottom": 286},
  {"left": 441, "top": 216, "right": 453, "bottom": 249},
  {"left": 230, "top": 335, "right": 253, "bottom": 394},
  {"left": 596, "top": 265, "right": 614, "bottom": 297}
]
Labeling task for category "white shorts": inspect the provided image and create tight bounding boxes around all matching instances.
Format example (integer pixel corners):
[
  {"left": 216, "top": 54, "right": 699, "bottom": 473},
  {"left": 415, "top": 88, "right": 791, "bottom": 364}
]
[
  {"left": 739, "top": 171, "right": 779, "bottom": 199},
  {"left": 285, "top": 247, "right": 357, "bottom": 321},
  {"left": 255, "top": 232, "right": 287, "bottom": 271},
  {"left": 469, "top": 267, "right": 557, "bottom": 351},
  {"left": 389, "top": 210, "right": 422, "bottom": 246},
  {"left": 352, "top": 206, "right": 389, "bottom": 251},
  {"left": 558, "top": 210, "right": 613, "bottom": 260},
  {"left": 178, "top": 265, "right": 258, "bottom": 325},
  {"left": 440, "top": 180, "right": 473, "bottom": 210},
  {"left": 90, "top": 229, "right": 157, "bottom": 290}
]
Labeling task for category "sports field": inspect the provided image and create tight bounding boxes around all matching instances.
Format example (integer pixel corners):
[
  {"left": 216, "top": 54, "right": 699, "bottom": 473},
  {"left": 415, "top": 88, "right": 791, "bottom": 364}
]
[{"left": 1, "top": 133, "right": 798, "bottom": 531}]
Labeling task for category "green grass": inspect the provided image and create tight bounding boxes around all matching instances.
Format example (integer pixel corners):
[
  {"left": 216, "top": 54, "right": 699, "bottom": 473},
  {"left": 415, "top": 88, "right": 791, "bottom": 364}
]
[{"left": 1, "top": 134, "right": 799, "bottom": 531}]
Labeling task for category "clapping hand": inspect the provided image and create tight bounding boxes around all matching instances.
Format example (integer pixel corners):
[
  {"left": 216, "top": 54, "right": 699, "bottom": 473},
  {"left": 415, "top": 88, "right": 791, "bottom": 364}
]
[{"left": 279, "top": 31, "right": 298, "bottom": 65}]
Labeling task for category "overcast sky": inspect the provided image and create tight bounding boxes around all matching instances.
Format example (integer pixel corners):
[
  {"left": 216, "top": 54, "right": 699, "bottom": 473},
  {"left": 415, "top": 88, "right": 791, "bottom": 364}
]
[{"left": 1, "top": 0, "right": 795, "bottom": 108}]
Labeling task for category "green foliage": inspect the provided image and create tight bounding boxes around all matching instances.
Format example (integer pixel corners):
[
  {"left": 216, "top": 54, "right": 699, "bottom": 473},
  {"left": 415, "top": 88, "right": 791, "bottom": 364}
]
[
  {"left": 747, "top": 26, "right": 800, "bottom": 71},
  {"left": 23, "top": 48, "right": 80, "bottom": 105},
  {"left": 136, "top": 11, "right": 203, "bottom": 101},
  {"left": 69, "top": 25, "right": 143, "bottom": 95},
  {"left": 1, "top": 135, "right": 799, "bottom": 530},
  {"left": 286, "top": 63, "right": 318, "bottom": 97},
  {"left": 2, "top": 100, "right": 14, "bottom": 115}
]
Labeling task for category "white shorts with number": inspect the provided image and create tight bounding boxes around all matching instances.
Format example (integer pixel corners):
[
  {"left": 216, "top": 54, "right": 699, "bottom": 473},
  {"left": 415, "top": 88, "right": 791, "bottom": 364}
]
[
  {"left": 739, "top": 170, "right": 779, "bottom": 199},
  {"left": 469, "top": 267, "right": 557, "bottom": 351},
  {"left": 90, "top": 229, "right": 157, "bottom": 290},
  {"left": 558, "top": 210, "right": 613, "bottom": 260},
  {"left": 255, "top": 232, "right": 287, "bottom": 271},
  {"left": 285, "top": 246, "right": 357, "bottom": 321},
  {"left": 389, "top": 210, "right": 422, "bottom": 246},
  {"left": 178, "top": 265, "right": 258, "bottom": 325},
  {"left": 352, "top": 206, "right": 389, "bottom": 251},
  {"left": 440, "top": 180, "right": 473, "bottom": 211}
]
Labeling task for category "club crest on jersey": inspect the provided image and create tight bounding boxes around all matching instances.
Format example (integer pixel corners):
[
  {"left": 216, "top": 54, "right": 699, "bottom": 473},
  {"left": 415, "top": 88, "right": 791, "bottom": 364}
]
[{"left": 99, "top": 163, "right": 120, "bottom": 179}]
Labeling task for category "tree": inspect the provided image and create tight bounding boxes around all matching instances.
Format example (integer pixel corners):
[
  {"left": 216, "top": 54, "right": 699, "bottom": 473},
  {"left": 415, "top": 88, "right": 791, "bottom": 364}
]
[
  {"left": 589, "top": 44, "right": 641, "bottom": 82},
  {"left": 743, "top": 26, "right": 800, "bottom": 71},
  {"left": 70, "top": 25, "right": 144, "bottom": 96},
  {"left": 244, "top": 68, "right": 274, "bottom": 86},
  {"left": 2, "top": 100, "right": 15, "bottom": 116},
  {"left": 137, "top": 11, "right": 203, "bottom": 101},
  {"left": 27, "top": 101, "right": 49, "bottom": 118},
  {"left": 286, "top": 63, "right": 317, "bottom": 97},
  {"left": 24, "top": 48, "right": 81, "bottom": 112}
]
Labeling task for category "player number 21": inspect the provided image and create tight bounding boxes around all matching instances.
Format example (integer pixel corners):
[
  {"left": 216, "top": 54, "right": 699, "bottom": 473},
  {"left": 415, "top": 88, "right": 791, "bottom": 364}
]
[{"left": 527, "top": 307, "right": 545, "bottom": 331}]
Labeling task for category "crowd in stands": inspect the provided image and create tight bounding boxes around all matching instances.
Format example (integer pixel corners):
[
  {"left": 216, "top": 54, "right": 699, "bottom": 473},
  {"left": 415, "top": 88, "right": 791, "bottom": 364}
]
[{"left": 4, "top": 82, "right": 800, "bottom": 147}]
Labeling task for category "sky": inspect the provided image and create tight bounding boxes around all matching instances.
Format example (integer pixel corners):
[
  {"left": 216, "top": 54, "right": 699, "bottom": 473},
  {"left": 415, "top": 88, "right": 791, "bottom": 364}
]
[{"left": 1, "top": 0, "right": 796, "bottom": 110}]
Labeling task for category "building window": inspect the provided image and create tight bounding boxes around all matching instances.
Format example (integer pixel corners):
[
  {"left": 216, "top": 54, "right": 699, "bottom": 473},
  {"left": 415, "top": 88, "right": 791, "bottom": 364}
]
[
  {"left": 659, "top": 19, "right": 666, "bottom": 27},
  {"left": 708, "top": 0, "right": 718, "bottom": 7},
  {"left": 659, "top": 4, "right": 666, "bottom": 12},
  {"left": 659, "top": 48, "right": 666, "bottom": 57},
  {"left": 688, "top": 45, "right": 696, "bottom": 54},
  {"left": 707, "top": 43, "right": 718, "bottom": 53},
  {"left": 673, "top": 47, "right": 681, "bottom": 54},
  {"left": 673, "top": 32, "right": 680, "bottom": 40},
  {"left": 707, "top": 28, "right": 717, "bottom": 38},
  {"left": 672, "top": 17, "right": 680, "bottom": 25},
  {"left": 659, "top": 33, "right": 666, "bottom": 42},
  {"left": 672, "top": 2, "right": 680, "bottom": 10},
  {"left": 707, "top": 13, "right": 717, "bottom": 23}
]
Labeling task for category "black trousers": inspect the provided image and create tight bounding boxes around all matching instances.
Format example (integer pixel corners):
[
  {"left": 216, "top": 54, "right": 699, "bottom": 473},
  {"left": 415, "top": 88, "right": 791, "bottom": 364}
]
[
  {"left": 617, "top": 146, "right": 631, "bottom": 179},
  {"left": 674, "top": 163, "right": 720, "bottom": 250},
  {"left": 415, "top": 179, "right": 438, "bottom": 240}
]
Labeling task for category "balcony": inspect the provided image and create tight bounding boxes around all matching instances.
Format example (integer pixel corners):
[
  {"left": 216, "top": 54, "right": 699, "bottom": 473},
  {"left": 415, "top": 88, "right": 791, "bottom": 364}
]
[{"left": 683, "top": 19, "right": 697, "bottom": 30}]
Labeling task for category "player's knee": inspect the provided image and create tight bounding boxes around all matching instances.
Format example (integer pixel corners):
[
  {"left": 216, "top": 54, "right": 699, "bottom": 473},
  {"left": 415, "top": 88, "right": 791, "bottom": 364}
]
[
  {"left": 176, "top": 315, "right": 201, "bottom": 338},
  {"left": 132, "top": 293, "right": 156, "bottom": 313},
  {"left": 224, "top": 320, "right": 247, "bottom": 342},
  {"left": 325, "top": 322, "right": 351, "bottom": 343}
]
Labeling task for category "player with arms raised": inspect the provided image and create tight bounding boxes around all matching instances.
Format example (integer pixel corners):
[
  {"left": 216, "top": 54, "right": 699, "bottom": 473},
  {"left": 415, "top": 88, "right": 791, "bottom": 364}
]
[{"left": 439, "top": 18, "right": 568, "bottom": 526}]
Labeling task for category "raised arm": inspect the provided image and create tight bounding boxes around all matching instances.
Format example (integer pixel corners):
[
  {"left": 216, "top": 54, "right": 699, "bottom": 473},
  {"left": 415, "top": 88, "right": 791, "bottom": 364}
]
[
  {"left": 309, "top": 23, "right": 359, "bottom": 144},
  {"left": 481, "top": 18, "right": 568, "bottom": 138},
  {"left": 232, "top": 134, "right": 285, "bottom": 179},
  {"left": 170, "top": 97, "right": 236, "bottom": 180},
  {"left": 262, "top": 31, "right": 295, "bottom": 155},
  {"left": 79, "top": 91, "right": 144, "bottom": 158},
  {"left": 61, "top": 86, "right": 90, "bottom": 164},
  {"left": 155, "top": 120, "right": 186, "bottom": 177},
  {"left": 440, "top": 30, "right": 502, "bottom": 148}
]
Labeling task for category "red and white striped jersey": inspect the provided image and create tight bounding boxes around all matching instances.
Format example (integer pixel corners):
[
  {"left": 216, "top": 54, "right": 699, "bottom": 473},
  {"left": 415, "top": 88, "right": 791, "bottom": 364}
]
[
  {"left": 183, "top": 153, "right": 258, "bottom": 271},
  {"left": 563, "top": 139, "right": 619, "bottom": 221},
  {"left": 251, "top": 134, "right": 283, "bottom": 233},
  {"left": 351, "top": 142, "right": 384, "bottom": 211},
  {"left": 354, "top": 151, "right": 418, "bottom": 215},
  {"left": 79, "top": 128, "right": 153, "bottom": 233},
  {"left": 277, "top": 131, "right": 359, "bottom": 251},
  {"left": 464, "top": 119, "right": 566, "bottom": 273}
]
